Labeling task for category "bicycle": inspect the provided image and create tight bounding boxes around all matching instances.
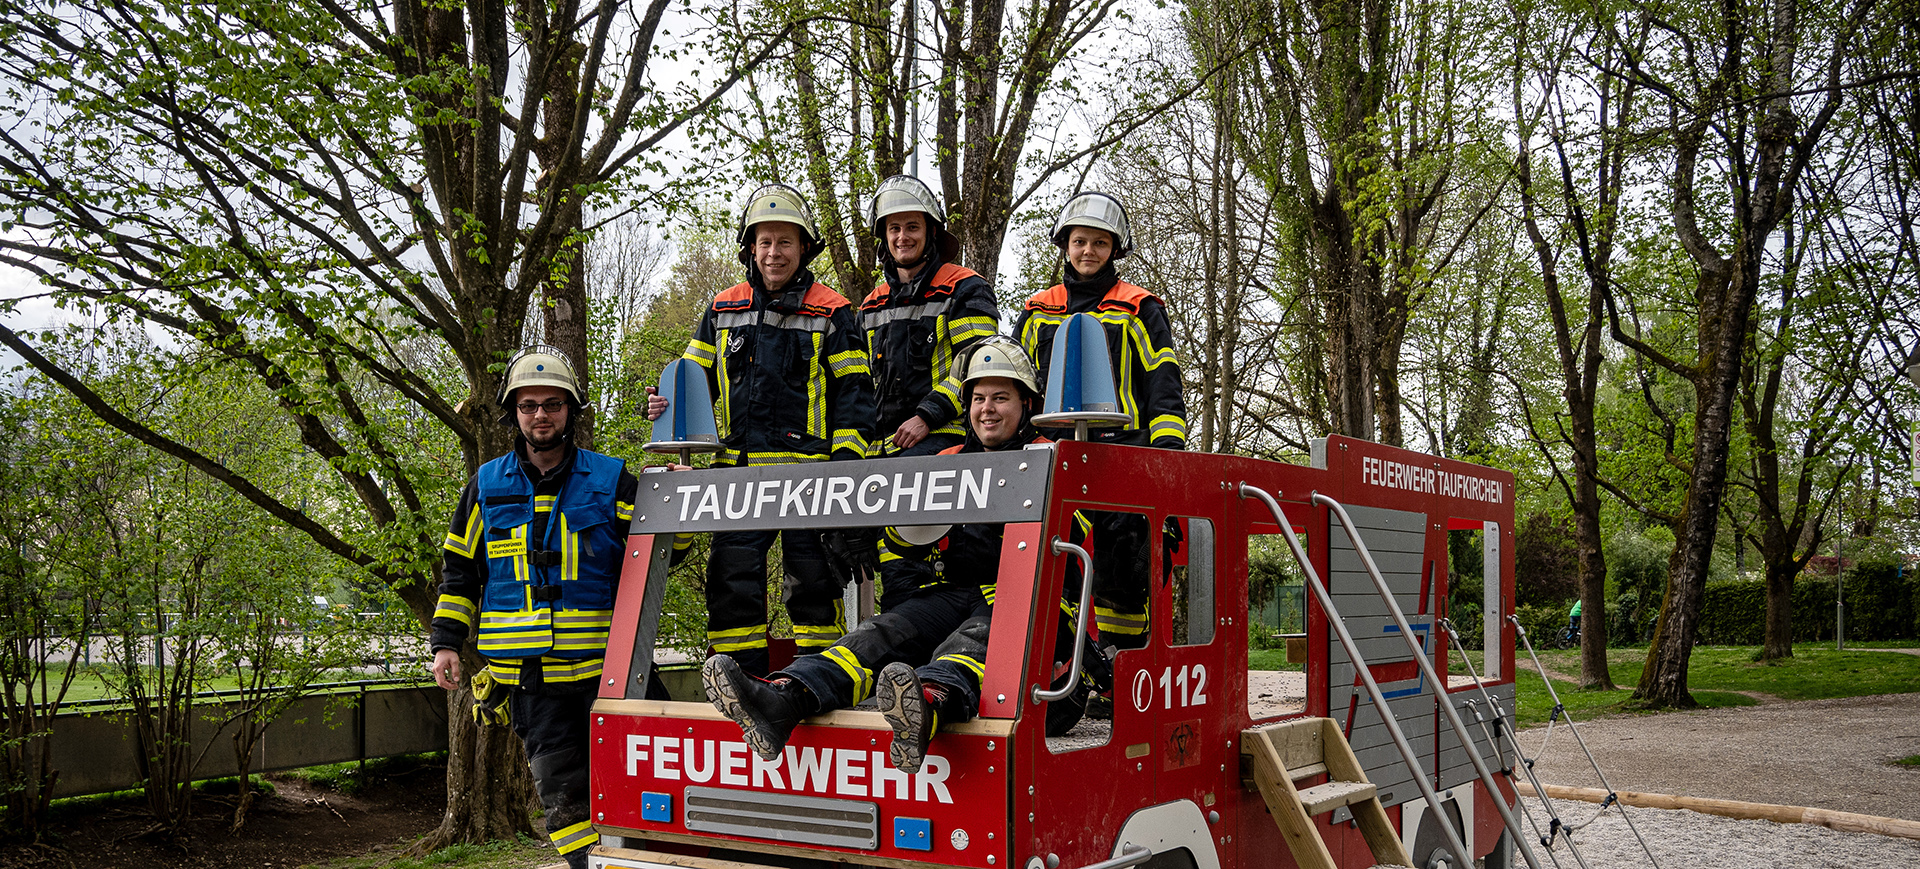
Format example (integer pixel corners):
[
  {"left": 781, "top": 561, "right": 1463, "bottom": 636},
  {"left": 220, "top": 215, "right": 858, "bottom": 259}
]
[{"left": 1553, "top": 622, "right": 1580, "bottom": 649}]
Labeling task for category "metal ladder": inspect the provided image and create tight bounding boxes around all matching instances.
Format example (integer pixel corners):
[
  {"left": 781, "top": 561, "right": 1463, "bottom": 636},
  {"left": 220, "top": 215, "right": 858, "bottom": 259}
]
[{"left": 1239, "top": 484, "right": 1543, "bottom": 869}]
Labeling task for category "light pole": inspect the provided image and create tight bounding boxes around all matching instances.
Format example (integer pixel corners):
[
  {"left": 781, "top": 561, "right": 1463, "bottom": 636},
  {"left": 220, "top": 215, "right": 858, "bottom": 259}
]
[
  {"left": 1834, "top": 498, "right": 1844, "bottom": 651},
  {"left": 1905, "top": 346, "right": 1920, "bottom": 490}
]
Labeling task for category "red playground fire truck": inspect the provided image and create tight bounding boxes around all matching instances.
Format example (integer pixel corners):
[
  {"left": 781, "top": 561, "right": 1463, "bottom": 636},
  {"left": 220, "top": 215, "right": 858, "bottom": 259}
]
[{"left": 586, "top": 434, "right": 1532, "bottom": 869}]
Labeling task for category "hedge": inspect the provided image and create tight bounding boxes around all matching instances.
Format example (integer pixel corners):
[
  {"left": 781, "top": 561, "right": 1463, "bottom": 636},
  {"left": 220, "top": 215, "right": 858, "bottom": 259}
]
[{"left": 1695, "top": 560, "right": 1916, "bottom": 645}]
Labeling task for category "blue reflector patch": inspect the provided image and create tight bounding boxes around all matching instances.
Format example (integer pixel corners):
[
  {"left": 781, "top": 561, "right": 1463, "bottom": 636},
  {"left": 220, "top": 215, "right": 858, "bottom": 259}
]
[
  {"left": 893, "top": 817, "right": 933, "bottom": 851},
  {"left": 641, "top": 791, "right": 673, "bottom": 823}
]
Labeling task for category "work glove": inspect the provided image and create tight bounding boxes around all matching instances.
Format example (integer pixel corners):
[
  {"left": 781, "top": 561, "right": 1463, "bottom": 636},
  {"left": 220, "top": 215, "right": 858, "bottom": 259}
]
[
  {"left": 469, "top": 669, "right": 511, "bottom": 728},
  {"left": 819, "top": 526, "right": 881, "bottom": 583}
]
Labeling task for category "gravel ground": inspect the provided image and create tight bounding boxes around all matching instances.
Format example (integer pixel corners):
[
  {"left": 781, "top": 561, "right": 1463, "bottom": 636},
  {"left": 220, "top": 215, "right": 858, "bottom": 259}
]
[
  {"left": 1500, "top": 692, "right": 1920, "bottom": 868},
  {"left": 1509, "top": 805, "right": 1920, "bottom": 869},
  {"left": 1244, "top": 672, "right": 1920, "bottom": 867}
]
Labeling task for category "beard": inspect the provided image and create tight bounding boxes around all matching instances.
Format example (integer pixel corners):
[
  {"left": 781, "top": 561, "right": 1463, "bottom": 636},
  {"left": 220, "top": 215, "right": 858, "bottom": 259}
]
[{"left": 524, "top": 423, "right": 568, "bottom": 451}]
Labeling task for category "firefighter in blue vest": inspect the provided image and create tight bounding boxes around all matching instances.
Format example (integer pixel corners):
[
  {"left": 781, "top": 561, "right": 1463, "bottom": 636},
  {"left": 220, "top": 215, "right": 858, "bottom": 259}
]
[
  {"left": 647, "top": 183, "right": 878, "bottom": 676},
  {"left": 429, "top": 345, "right": 642, "bottom": 869},
  {"left": 1014, "top": 191, "right": 1188, "bottom": 652},
  {"left": 860, "top": 174, "right": 999, "bottom": 459}
]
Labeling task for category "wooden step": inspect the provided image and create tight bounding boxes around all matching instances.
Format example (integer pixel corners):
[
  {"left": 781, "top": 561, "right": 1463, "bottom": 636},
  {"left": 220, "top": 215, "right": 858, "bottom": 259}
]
[
  {"left": 1296, "top": 779, "right": 1377, "bottom": 815},
  {"left": 1243, "top": 717, "right": 1413, "bottom": 869}
]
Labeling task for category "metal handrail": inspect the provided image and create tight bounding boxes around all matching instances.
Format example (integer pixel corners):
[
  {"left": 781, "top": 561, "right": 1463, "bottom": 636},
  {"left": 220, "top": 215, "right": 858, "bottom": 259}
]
[
  {"left": 1237, "top": 484, "right": 1473, "bottom": 867},
  {"left": 1034, "top": 537, "right": 1096, "bottom": 703},
  {"left": 1438, "top": 617, "right": 1593, "bottom": 869},
  {"left": 1072, "top": 843, "right": 1151, "bottom": 869},
  {"left": 1312, "top": 492, "right": 1541, "bottom": 869}
]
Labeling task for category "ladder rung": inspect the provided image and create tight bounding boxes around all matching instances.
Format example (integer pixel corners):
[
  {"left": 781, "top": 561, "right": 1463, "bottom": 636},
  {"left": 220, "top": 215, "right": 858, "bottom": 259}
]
[
  {"left": 1286, "top": 761, "right": 1328, "bottom": 782},
  {"left": 1296, "top": 779, "right": 1376, "bottom": 815}
]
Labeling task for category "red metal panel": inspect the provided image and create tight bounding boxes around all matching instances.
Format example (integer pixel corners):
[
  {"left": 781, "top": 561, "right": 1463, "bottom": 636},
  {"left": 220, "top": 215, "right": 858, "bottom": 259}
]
[
  {"left": 601, "top": 535, "right": 659, "bottom": 701},
  {"left": 592, "top": 709, "right": 1008, "bottom": 868},
  {"left": 980, "top": 522, "right": 1044, "bottom": 721}
]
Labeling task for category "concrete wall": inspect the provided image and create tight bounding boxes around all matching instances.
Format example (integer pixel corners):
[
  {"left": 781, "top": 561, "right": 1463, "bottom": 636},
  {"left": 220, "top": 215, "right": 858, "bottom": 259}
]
[{"left": 43, "top": 686, "right": 448, "bottom": 798}]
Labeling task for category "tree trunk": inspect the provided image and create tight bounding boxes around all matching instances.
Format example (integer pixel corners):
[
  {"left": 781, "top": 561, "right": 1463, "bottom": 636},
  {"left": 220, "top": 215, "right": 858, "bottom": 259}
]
[
  {"left": 411, "top": 674, "right": 537, "bottom": 854},
  {"left": 1634, "top": 270, "right": 1748, "bottom": 708}
]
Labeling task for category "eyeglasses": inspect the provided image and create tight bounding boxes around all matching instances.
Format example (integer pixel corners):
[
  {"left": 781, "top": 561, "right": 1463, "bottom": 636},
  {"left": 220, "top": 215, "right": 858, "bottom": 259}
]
[{"left": 516, "top": 399, "right": 568, "bottom": 415}]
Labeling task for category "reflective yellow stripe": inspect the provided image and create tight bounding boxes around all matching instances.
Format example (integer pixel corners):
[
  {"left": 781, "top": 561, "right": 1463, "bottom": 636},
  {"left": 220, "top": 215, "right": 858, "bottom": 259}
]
[
  {"left": 709, "top": 624, "right": 768, "bottom": 653},
  {"left": 433, "top": 595, "right": 476, "bottom": 627},
  {"left": 534, "top": 495, "right": 556, "bottom": 513},
  {"left": 821, "top": 646, "right": 873, "bottom": 704},
  {"left": 948, "top": 316, "right": 996, "bottom": 343},
  {"left": 935, "top": 653, "right": 985, "bottom": 679},
  {"left": 481, "top": 611, "right": 552, "bottom": 629},
  {"left": 832, "top": 428, "right": 869, "bottom": 455},
  {"left": 542, "top": 657, "right": 604, "bottom": 682},
  {"left": 550, "top": 819, "right": 597, "bottom": 854},
  {"left": 827, "top": 348, "right": 869, "bottom": 376},
  {"left": 443, "top": 504, "right": 482, "bottom": 558},
  {"left": 717, "top": 449, "right": 831, "bottom": 465},
  {"left": 553, "top": 610, "right": 612, "bottom": 628},
  {"left": 1149, "top": 414, "right": 1188, "bottom": 441},
  {"left": 686, "top": 339, "right": 717, "bottom": 366},
  {"left": 932, "top": 316, "right": 954, "bottom": 401},
  {"left": 711, "top": 330, "right": 731, "bottom": 438},
  {"left": 616, "top": 500, "right": 634, "bottom": 521},
  {"left": 808, "top": 333, "right": 826, "bottom": 438},
  {"left": 1095, "top": 606, "right": 1148, "bottom": 636}
]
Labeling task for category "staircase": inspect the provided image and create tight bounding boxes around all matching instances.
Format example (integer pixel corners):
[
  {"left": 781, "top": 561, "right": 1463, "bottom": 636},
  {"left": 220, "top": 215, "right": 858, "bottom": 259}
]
[{"left": 1242, "top": 717, "right": 1412, "bottom": 869}]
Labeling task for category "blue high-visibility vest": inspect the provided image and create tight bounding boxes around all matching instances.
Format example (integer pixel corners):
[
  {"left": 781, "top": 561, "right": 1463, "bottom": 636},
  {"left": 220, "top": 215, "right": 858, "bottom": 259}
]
[{"left": 473, "top": 449, "right": 624, "bottom": 659}]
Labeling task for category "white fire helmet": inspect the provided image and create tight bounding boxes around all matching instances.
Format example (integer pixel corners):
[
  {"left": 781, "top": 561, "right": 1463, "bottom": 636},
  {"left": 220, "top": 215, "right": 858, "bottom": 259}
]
[
  {"left": 867, "top": 174, "right": 960, "bottom": 263},
  {"left": 961, "top": 338, "right": 1041, "bottom": 397},
  {"left": 494, "top": 344, "right": 587, "bottom": 425},
  {"left": 736, "top": 183, "right": 825, "bottom": 266},
  {"left": 1050, "top": 191, "right": 1132, "bottom": 260}
]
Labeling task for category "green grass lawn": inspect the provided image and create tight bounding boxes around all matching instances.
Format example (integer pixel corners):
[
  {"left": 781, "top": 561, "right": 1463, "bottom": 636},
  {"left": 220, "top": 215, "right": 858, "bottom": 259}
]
[
  {"left": 31, "top": 663, "right": 423, "bottom": 705},
  {"left": 305, "top": 835, "right": 554, "bottom": 869},
  {"left": 1499, "top": 642, "right": 1920, "bottom": 727},
  {"left": 1247, "top": 648, "right": 1305, "bottom": 671}
]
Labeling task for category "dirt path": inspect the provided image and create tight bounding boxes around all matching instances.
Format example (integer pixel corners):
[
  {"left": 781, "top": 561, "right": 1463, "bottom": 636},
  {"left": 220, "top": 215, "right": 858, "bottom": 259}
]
[{"left": 1517, "top": 691, "right": 1920, "bottom": 821}]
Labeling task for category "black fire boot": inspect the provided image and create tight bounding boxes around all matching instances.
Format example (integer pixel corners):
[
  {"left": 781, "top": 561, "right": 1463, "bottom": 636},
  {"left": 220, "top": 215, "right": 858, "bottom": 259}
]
[
  {"left": 877, "top": 662, "right": 951, "bottom": 774},
  {"left": 703, "top": 655, "right": 815, "bottom": 761}
]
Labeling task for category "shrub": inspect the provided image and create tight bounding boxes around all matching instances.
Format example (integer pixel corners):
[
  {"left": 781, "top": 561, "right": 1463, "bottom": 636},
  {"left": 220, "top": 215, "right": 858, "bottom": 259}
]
[
  {"left": 1694, "top": 563, "right": 1918, "bottom": 645},
  {"left": 1514, "top": 602, "right": 1567, "bottom": 653},
  {"left": 1515, "top": 513, "right": 1580, "bottom": 607}
]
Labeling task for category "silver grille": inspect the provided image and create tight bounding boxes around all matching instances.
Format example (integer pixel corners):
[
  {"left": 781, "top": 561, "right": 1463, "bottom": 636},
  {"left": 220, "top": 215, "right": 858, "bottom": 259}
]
[{"left": 682, "top": 786, "right": 878, "bottom": 850}]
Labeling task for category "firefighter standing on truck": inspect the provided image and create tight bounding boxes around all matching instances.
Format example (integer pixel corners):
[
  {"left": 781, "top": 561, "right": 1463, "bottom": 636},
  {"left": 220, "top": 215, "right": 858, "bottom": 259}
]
[
  {"left": 647, "top": 183, "right": 878, "bottom": 677},
  {"left": 860, "top": 174, "right": 999, "bottom": 459},
  {"left": 700, "top": 339, "right": 1092, "bottom": 769},
  {"left": 1014, "top": 191, "right": 1188, "bottom": 651},
  {"left": 429, "top": 345, "right": 648, "bottom": 869}
]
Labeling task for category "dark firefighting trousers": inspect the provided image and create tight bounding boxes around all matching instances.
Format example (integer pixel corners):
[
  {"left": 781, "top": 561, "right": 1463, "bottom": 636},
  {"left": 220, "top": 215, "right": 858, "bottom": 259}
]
[
  {"left": 781, "top": 585, "right": 988, "bottom": 708},
  {"left": 916, "top": 606, "right": 1100, "bottom": 736},
  {"left": 709, "top": 528, "right": 845, "bottom": 676},
  {"left": 1086, "top": 511, "right": 1151, "bottom": 649},
  {"left": 511, "top": 680, "right": 597, "bottom": 862}
]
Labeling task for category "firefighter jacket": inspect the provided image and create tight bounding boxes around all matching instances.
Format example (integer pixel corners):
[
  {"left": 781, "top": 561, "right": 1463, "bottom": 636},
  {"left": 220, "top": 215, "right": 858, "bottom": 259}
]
[
  {"left": 431, "top": 445, "right": 639, "bottom": 686},
  {"left": 683, "top": 274, "right": 876, "bottom": 465},
  {"left": 860, "top": 260, "right": 1000, "bottom": 445},
  {"left": 878, "top": 427, "right": 1049, "bottom": 602},
  {"left": 1015, "top": 274, "right": 1188, "bottom": 449}
]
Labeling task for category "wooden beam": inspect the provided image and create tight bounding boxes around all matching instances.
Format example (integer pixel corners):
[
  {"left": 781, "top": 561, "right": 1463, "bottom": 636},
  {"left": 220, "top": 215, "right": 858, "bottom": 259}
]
[{"left": 1517, "top": 783, "right": 1920, "bottom": 841}]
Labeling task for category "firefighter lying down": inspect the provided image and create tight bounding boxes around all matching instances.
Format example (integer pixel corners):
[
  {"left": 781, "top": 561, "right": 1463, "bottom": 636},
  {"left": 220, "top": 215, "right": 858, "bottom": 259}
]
[{"left": 701, "top": 338, "right": 1106, "bottom": 772}]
